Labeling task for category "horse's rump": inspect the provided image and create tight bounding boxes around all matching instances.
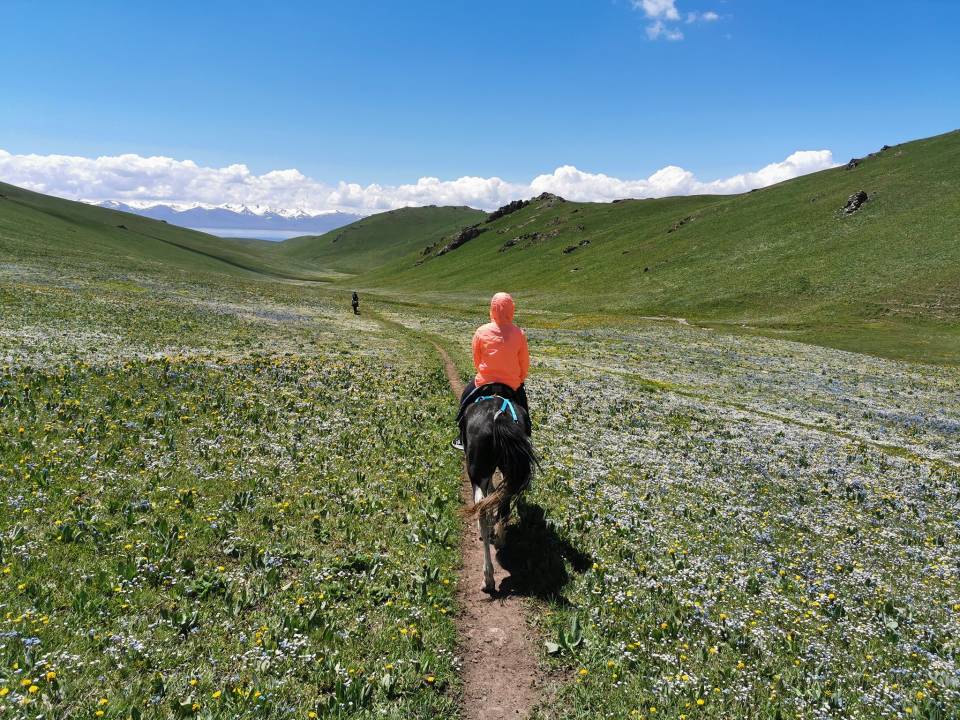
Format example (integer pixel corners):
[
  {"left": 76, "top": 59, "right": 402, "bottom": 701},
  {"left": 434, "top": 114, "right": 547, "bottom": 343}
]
[{"left": 461, "top": 398, "right": 538, "bottom": 519}]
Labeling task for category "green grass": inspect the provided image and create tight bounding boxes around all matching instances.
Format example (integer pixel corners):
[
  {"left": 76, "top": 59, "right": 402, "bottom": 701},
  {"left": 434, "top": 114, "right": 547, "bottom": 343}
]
[
  {"left": 387, "top": 308, "right": 960, "bottom": 720},
  {"left": 0, "top": 264, "right": 465, "bottom": 718},
  {"left": 274, "top": 205, "right": 485, "bottom": 275},
  {"left": 287, "top": 130, "right": 960, "bottom": 364},
  {"left": 1, "top": 132, "right": 959, "bottom": 718},
  {"left": 4, "top": 130, "right": 959, "bottom": 362},
  {"left": 0, "top": 182, "right": 332, "bottom": 281}
]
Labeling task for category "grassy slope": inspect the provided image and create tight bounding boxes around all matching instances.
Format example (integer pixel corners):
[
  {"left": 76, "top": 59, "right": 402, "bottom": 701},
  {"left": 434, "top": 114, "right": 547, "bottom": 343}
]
[
  {"left": 0, "top": 181, "right": 331, "bottom": 280},
  {"left": 274, "top": 205, "right": 486, "bottom": 274},
  {"left": 2, "top": 129, "right": 958, "bottom": 362},
  {"left": 348, "top": 130, "right": 960, "bottom": 362}
]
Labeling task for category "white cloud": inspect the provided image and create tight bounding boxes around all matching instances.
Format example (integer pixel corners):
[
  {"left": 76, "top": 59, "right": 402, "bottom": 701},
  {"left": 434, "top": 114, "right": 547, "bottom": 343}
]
[
  {"left": 633, "top": 1, "right": 719, "bottom": 40},
  {"left": 526, "top": 150, "right": 837, "bottom": 202},
  {"left": 686, "top": 10, "right": 719, "bottom": 23},
  {"left": 0, "top": 148, "right": 838, "bottom": 214},
  {"left": 633, "top": 0, "right": 680, "bottom": 20},
  {"left": 646, "top": 20, "right": 684, "bottom": 41}
]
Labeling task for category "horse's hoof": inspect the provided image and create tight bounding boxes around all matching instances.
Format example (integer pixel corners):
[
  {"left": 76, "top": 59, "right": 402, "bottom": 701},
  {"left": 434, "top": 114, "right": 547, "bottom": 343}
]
[{"left": 482, "top": 583, "right": 496, "bottom": 594}]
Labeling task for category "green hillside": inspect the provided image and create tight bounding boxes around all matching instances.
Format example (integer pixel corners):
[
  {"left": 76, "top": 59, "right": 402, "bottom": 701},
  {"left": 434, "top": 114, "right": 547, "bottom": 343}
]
[
  {"left": 320, "top": 130, "right": 960, "bottom": 362},
  {"left": 0, "top": 181, "right": 329, "bottom": 281},
  {"left": 3, "top": 129, "right": 959, "bottom": 362},
  {"left": 274, "top": 204, "right": 485, "bottom": 273}
]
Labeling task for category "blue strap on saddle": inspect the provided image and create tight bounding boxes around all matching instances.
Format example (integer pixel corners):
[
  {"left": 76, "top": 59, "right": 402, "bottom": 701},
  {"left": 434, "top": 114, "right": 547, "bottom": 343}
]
[{"left": 474, "top": 395, "right": 519, "bottom": 423}]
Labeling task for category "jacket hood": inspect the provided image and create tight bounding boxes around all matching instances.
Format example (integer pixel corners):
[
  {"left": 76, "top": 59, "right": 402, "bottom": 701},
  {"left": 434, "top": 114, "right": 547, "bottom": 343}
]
[{"left": 489, "top": 292, "right": 515, "bottom": 326}]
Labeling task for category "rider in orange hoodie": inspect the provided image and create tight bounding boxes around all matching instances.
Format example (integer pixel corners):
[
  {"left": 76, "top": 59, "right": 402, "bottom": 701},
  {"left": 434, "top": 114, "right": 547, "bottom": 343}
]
[{"left": 454, "top": 292, "right": 531, "bottom": 449}]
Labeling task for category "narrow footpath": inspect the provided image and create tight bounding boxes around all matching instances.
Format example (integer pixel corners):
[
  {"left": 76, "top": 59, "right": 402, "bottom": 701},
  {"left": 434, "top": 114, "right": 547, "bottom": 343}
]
[{"left": 432, "top": 343, "right": 545, "bottom": 720}]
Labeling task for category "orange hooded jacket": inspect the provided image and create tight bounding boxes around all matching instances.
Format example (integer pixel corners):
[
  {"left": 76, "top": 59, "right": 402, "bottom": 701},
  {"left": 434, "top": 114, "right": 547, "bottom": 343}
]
[{"left": 472, "top": 292, "right": 529, "bottom": 390}]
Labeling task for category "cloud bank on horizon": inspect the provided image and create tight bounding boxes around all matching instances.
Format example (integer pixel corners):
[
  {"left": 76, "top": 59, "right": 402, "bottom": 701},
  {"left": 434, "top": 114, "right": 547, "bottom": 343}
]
[{"left": 0, "top": 147, "right": 838, "bottom": 215}]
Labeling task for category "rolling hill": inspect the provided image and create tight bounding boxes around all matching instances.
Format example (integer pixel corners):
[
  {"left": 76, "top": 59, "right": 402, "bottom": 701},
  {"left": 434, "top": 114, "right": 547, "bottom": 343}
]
[
  {"left": 274, "top": 205, "right": 486, "bottom": 274},
  {"left": 2, "top": 129, "right": 958, "bottom": 362},
  {"left": 277, "top": 129, "right": 960, "bottom": 362},
  {"left": 0, "top": 181, "right": 332, "bottom": 281}
]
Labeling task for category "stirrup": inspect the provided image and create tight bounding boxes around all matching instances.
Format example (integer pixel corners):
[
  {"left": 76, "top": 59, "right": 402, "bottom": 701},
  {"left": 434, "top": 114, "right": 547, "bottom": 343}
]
[{"left": 451, "top": 436, "right": 464, "bottom": 451}]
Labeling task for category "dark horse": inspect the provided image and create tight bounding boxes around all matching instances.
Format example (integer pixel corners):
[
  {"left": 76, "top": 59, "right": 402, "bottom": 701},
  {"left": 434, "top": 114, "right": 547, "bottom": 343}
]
[{"left": 461, "top": 389, "right": 538, "bottom": 593}]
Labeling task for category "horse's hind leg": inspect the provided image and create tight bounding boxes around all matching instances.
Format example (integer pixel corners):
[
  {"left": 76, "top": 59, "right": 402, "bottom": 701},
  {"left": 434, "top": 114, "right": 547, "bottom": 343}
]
[
  {"left": 479, "top": 506, "right": 495, "bottom": 593},
  {"left": 493, "top": 496, "right": 511, "bottom": 550},
  {"left": 473, "top": 484, "right": 484, "bottom": 539},
  {"left": 473, "top": 483, "right": 496, "bottom": 593}
]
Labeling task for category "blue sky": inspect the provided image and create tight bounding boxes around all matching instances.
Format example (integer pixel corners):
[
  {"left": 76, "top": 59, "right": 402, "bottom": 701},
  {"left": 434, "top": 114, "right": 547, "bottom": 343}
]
[{"left": 1, "top": 0, "right": 958, "bottom": 212}]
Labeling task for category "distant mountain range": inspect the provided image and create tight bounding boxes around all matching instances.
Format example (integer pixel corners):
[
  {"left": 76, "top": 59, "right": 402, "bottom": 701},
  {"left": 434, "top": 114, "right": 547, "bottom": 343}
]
[{"left": 93, "top": 200, "right": 365, "bottom": 236}]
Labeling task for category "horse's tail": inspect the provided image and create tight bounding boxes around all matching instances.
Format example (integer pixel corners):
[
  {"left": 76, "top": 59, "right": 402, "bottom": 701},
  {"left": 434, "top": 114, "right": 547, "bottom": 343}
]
[{"left": 465, "top": 414, "right": 538, "bottom": 519}]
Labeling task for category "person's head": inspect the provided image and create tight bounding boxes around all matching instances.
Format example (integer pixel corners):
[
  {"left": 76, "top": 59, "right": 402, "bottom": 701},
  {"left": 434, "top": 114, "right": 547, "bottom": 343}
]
[{"left": 489, "top": 292, "right": 515, "bottom": 326}]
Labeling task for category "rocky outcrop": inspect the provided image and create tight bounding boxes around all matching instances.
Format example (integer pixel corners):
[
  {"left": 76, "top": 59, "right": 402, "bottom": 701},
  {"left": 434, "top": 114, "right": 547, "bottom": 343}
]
[
  {"left": 841, "top": 190, "right": 869, "bottom": 215},
  {"left": 562, "top": 239, "right": 591, "bottom": 254},
  {"left": 488, "top": 193, "right": 565, "bottom": 224},
  {"left": 845, "top": 158, "right": 861, "bottom": 170},
  {"left": 486, "top": 199, "right": 529, "bottom": 223},
  {"left": 533, "top": 192, "right": 565, "bottom": 208},
  {"left": 498, "top": 229, "right": 561, "bottom": 252},
  {"left": 436, "top": 224, "right": 486, "bottom": 255}
]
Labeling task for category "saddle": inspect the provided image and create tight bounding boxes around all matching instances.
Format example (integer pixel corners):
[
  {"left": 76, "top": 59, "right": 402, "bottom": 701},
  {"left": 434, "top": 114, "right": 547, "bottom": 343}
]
[{"left": 456, "top": 382, "right": 521, "bottom": 425}]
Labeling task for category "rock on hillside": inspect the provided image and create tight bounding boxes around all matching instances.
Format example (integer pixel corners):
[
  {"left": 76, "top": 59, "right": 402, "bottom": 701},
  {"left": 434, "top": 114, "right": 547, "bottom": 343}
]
[
  {"left": 842, "top": 190, "right": 869, "bottom": 215},
  {"left": 486, "top": 199, "right": 529, "bottom": 223}
]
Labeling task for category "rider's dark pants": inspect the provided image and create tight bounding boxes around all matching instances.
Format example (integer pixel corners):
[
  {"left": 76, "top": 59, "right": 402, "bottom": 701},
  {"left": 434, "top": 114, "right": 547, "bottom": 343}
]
[{"left": 459, "top": 380, "right": 531, "bottom": 435}]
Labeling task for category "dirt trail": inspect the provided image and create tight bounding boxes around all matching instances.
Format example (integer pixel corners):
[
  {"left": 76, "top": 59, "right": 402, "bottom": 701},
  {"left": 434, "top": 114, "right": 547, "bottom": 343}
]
[{"left": 433, "top": 343, "right": 544, "bottom": 720}]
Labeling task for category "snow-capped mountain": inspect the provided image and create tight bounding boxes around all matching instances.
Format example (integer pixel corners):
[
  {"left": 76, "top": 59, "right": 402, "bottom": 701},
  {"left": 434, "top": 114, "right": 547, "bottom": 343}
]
[{"left": 93, "top": 200, "right": 364, "bottom": 235}]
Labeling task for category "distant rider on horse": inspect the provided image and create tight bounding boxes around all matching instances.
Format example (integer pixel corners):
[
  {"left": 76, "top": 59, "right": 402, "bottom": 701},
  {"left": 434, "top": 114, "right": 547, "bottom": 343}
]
[
  {"left": 351, "top": 291, "right": 360, "bottom": 315},
  {"left": 453, "top": 292, "right": 531, "bottom": 450}
]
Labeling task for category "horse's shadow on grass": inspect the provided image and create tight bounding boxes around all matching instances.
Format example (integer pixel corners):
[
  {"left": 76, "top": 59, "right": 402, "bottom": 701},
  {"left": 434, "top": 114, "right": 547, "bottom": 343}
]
[{"left": 495, "top": 499, "right": 591, "bottom": 602}]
